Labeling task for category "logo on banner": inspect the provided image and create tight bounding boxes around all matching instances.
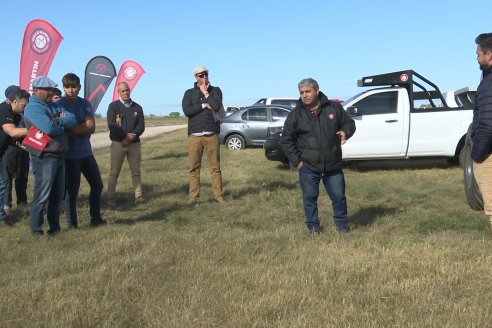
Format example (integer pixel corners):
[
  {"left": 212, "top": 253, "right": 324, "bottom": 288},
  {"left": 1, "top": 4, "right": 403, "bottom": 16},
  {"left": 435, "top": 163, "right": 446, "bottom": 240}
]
[
  {"left": 30, "top": 29, "right": 51, "bottom": 54},
  {"left": 124, "top": 66, "right": 137, "bottom": 80},
  {"left": 95, "top": 64, "right": 107, "bottom": 74}
]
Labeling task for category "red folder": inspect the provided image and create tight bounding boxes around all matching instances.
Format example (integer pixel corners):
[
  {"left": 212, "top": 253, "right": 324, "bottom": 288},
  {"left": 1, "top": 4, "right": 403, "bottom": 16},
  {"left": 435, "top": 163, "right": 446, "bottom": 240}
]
[{"left": 20, "top": 126, "right": 52, "bottom": 157}]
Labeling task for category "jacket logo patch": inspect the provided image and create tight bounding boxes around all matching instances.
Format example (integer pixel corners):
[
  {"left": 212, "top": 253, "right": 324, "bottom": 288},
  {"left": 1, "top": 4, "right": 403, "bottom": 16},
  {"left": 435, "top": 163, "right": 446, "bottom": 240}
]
[{"left": 328, "top": 114, "right": 335, "bottom": 120}]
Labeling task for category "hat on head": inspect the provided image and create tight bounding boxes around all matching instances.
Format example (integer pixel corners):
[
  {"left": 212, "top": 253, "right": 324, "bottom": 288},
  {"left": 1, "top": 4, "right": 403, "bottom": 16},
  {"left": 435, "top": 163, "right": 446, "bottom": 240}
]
[
  {"left": 193, "top": 66, "right": 208, "bottom": 76},
  {"left": 32, "top": 76, "right": 58, "bottom": 88},
  {"left": 5, "top": 85, "right": 21, "bottom": 100}
]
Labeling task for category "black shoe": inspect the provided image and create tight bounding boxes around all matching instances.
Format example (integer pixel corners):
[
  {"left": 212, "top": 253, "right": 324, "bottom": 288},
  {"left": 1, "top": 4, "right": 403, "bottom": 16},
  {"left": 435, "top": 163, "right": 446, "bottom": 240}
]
[
  {"left": 0, "top": 219, "right": 14, "bottom": 227},
  {"left": 336, "top": 226, "right": 350, "bottom": 234},
  {"left": 32, "top": 231, "right": 44, "bottom": 237},
  {"left": 47, "top": 229, "right": 60, "bottom": 236},
  {"left": 309, "top": 228, "right": 321, "bottom": 235},
  {"left": 90, "top": 219, "right": 107, "bottom": 227}
]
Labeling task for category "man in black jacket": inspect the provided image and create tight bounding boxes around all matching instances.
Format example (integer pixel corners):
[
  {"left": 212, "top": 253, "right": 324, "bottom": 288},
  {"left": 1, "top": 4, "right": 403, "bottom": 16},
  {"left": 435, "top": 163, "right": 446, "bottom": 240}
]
[
  {"left": 472, "top": 32, "right": 492, "bottom": 228},
  {"left": 182, "top": 66, "right": 224, "bottom": 205},
  {"left": 281, "top": 78, "right": 355, "bottom": 234},
  {"left": 106, "top": 82, "right": 145, "bottom": 207}
]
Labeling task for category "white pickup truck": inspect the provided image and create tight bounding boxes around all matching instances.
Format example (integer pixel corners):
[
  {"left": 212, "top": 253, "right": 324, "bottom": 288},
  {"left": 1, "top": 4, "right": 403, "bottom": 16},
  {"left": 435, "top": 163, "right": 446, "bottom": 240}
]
[
  {"left": 342, "top": 70, "right": 473, "bottom": 162},
  {"left": 264, "top": 70, "right": 474, "bottom": 164}
]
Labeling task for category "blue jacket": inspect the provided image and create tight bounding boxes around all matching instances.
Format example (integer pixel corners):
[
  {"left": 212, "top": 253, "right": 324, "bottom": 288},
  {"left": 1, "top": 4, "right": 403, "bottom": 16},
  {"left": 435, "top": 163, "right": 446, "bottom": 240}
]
[
  {"left": 472, "top": 66, "right": 492, "bottom": 162},
  {"left": 57, "top": 96, "right": 94, "bottom": 159},
  {"left": 24, "top": 95, "right": 77, "bottom": 155}
]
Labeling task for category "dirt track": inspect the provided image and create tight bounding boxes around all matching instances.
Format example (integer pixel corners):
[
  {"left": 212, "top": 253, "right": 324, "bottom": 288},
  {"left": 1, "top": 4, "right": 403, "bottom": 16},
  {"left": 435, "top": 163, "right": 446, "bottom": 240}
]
[{"left": 90, "top": 124, "right": 187, "bottom": 149}]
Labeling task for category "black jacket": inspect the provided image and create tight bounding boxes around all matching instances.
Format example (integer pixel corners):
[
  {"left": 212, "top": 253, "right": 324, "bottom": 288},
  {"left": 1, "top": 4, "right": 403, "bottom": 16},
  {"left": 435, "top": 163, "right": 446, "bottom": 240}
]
[
  {"left": 182, "top": 83, "right": 222, "bottom": 135},
  {"left": 472, "top": 66, "right": 492, "bottom": 162},
  {"left": 281, "top": 92, "right": 356, "bottom": 172},
  {"left": 107, "top": 100, "right": 145, "bottom": 142}
]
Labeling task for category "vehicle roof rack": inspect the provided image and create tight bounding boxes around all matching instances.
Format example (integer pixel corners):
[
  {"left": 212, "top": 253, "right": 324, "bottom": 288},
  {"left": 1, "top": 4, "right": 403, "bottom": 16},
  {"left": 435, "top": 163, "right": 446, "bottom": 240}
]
[{"left": 357, "top": 69, "right": 448, "bottom": 108}]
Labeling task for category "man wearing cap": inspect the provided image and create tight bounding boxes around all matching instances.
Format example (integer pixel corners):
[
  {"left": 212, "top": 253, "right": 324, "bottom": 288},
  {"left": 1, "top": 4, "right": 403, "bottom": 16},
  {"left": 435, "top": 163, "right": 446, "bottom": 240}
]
[
  {"left": 0, "top": 86, "right": 30, "bottom": 226},
  {"left": 24, "top": 76, "right": 77, "bottom": 236},
  {"left": 182, "top": 66, "right": 225, "bottom": 205}
]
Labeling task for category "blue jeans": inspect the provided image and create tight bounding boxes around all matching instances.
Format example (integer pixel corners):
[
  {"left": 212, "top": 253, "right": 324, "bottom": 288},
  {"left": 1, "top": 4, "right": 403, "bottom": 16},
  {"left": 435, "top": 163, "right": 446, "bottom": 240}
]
[
  {"left": 29, "top": 156, "right": 65, "bottom": 235},
  {"left": 299, "top": 165, "right": 348, "bottom": 232},
  {"left": 0, "top": 156, "right": 7, "bottom": 221},
  {"left": 64, "top": 155, "right": 103, "bottom": 227}
]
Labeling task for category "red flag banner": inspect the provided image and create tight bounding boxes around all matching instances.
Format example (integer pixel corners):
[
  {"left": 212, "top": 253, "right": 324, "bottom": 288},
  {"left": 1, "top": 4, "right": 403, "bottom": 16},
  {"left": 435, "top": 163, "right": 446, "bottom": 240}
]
[
  {"left": 19, "top": 19, "right": 63, "bottom": 93},
  {"left": 84, "top": 56, "right": 117, "bottom": 113},
  {"left": 112, "top": 60, "right": 145, "bottom": 101}
]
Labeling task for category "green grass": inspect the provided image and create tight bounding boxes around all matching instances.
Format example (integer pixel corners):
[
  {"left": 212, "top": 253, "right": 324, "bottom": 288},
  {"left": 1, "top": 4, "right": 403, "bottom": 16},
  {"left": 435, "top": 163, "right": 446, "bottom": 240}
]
[
  {"left": 1, "top": 129, "right": 491, "bottom": 327},
  {"left": 94, "top": 116, "right": 187, "bottom": 133}
]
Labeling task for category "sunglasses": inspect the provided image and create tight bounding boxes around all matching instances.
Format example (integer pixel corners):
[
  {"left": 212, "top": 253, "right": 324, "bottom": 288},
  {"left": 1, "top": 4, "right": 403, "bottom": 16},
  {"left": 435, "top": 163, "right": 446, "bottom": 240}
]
[{"left": 196, "top": 73, "right": 208, "bottom": 78}]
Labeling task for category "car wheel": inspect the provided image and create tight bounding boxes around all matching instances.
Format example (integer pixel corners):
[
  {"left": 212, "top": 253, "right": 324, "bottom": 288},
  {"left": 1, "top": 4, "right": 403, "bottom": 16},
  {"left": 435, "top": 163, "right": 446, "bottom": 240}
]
[
  {"left": 225, "top": 134, "right": 245, "bottom": 150},
  {"left": 463, "top": 124, "right": 483, "bottom": 211}
]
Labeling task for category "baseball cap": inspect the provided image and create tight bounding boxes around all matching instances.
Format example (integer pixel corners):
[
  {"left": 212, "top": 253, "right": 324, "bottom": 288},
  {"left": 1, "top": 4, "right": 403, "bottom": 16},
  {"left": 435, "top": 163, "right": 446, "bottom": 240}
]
[{"left": 5, "top": 85, "right": 21, "bottom": 100}]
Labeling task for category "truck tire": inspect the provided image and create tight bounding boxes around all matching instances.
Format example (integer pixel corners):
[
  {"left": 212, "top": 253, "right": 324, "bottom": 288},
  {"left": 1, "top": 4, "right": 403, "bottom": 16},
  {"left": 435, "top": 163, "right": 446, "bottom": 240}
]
[{"left": 462, "top": 124, "right": 484, "bottom": 211}]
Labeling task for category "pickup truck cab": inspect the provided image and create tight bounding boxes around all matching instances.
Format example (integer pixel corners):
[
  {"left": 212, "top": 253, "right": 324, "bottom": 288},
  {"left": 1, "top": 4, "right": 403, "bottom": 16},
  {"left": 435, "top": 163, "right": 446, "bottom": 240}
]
[
  {"left": 264, "top": 70, "right": 473, "bottom": 164},
  {"left": 342, "top": 70, "right": 472, "bottom": 161}
]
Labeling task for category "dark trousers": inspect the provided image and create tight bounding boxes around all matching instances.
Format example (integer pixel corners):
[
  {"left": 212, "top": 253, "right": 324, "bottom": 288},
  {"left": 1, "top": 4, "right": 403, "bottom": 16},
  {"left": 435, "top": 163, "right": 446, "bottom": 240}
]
[
  {"left": 64, "top": 155, "right": 104, "bottom": 227},
  {"left": 2, "top": 146, "right": 29, "bottom": 208},
  {"left": 299, "top": 166, "right": 349, "bottom": 232}
]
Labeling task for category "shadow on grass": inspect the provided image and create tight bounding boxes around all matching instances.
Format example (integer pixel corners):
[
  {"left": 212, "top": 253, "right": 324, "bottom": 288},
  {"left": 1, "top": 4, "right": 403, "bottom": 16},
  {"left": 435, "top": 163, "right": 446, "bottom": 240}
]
[
  {"left": 116, "top": 203, "right": 183, "bottom": 225},
  {"left": 232, "top": 180, "right": 299, "bottom": 198},
  {"left": 350, "top": 205, "right": 401, "bottom": 227},
  {"left": 148, "top": 151, "right": 188, "bottom": 160},
  {"left": 345, "top": 158, "right": 456, "bottom": 172}
]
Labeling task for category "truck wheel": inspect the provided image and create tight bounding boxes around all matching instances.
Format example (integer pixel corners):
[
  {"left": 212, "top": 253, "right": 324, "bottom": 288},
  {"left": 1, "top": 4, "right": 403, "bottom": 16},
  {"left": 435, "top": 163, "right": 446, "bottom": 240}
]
[
  {"left": 225, "top": 134, "right": 245, "bottom": 150},
  {"left": 462, "top": 125, "right": 484, "bottom": 211}
]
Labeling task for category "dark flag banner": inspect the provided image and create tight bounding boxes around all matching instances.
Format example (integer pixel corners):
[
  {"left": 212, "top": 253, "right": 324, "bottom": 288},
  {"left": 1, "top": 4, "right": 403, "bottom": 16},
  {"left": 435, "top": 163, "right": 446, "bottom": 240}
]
[
  {"left": 19, "top": 19, "right": 63, "bottom": 93},
  {"left": 112, "top": 60, "right": 145, "bottom": 101},
  {"left": 84, "top": 56, "right": 117, "bottom": 112}
]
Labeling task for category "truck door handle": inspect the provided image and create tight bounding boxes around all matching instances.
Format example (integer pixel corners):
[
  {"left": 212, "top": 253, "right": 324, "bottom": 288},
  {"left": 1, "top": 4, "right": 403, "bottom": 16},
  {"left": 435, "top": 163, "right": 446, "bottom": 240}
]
[{"left": 385, "top": 120, "right": 398, "bottom": 123}]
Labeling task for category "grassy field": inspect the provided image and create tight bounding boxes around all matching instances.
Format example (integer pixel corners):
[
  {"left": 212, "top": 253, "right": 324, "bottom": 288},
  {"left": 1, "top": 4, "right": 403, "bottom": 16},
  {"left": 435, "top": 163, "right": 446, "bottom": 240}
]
[
  {"left": 1, "top": 129, "right": 491, "bottom": 327},
  {"left": 94, "top": 116, "right": 187, "bottom": 133}
]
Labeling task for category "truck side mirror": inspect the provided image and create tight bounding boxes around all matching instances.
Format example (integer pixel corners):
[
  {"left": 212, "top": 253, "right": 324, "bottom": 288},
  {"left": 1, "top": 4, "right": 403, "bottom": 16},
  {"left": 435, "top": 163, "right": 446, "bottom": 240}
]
[{"left": 346, "top": 106, "right": 359, "bottom": 116}]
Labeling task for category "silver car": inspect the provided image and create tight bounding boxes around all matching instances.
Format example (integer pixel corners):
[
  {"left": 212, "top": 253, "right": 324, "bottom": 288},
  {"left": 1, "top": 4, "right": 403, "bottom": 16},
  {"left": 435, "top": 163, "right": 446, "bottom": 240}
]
[{"left": 219, "top": 105, "right": 292, "bottom": 150}]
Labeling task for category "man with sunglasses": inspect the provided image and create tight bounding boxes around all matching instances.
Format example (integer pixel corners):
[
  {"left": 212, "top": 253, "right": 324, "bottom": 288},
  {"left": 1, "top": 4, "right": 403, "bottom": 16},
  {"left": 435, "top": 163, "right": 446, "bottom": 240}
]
[
  {"left": 182, "top": 66, "right": 224, "bottom": 206},
  {"left": 24, "top": 76, "right": 77, "bottom": 236}
]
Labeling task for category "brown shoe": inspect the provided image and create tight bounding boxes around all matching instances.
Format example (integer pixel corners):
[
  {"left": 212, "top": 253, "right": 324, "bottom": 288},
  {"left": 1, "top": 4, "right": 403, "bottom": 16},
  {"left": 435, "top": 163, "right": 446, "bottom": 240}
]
[
  {"left": 188, "top": 198, "right": 199, "bottom": 207},
  {"left": 135, "top": 196, "right": 145, "bottom": 204},
  {"left": 216, "top": 198, "right": 226, "bottom": 204}
]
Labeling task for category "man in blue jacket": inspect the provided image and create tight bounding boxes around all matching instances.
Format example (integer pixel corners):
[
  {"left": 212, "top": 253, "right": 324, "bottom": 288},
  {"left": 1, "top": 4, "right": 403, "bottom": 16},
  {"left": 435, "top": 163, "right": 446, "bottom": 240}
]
[
  {"left": 24, "top": 76, "right": 77, "bottom": 236},
  {"left": 58, "top": 73, "right": 105, "bottom": 228},
  {"left": 472, "top": 32, "right": 492, "bottom": 229},
  {"left": 281, "top": 78, "right": 355, "bottom": 235}
]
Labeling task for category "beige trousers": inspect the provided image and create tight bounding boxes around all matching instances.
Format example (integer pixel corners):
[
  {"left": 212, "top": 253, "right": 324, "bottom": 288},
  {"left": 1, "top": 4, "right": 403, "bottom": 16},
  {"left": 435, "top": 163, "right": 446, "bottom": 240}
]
[
  {"left": 188, "top": 134, "right": 223, "bottom": 200},
  {"left": 473, "top": 154, "right": 492, "bottom": 226},
  {"left": 107, "top": 141, "right": 142, "bottom": 200}
]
